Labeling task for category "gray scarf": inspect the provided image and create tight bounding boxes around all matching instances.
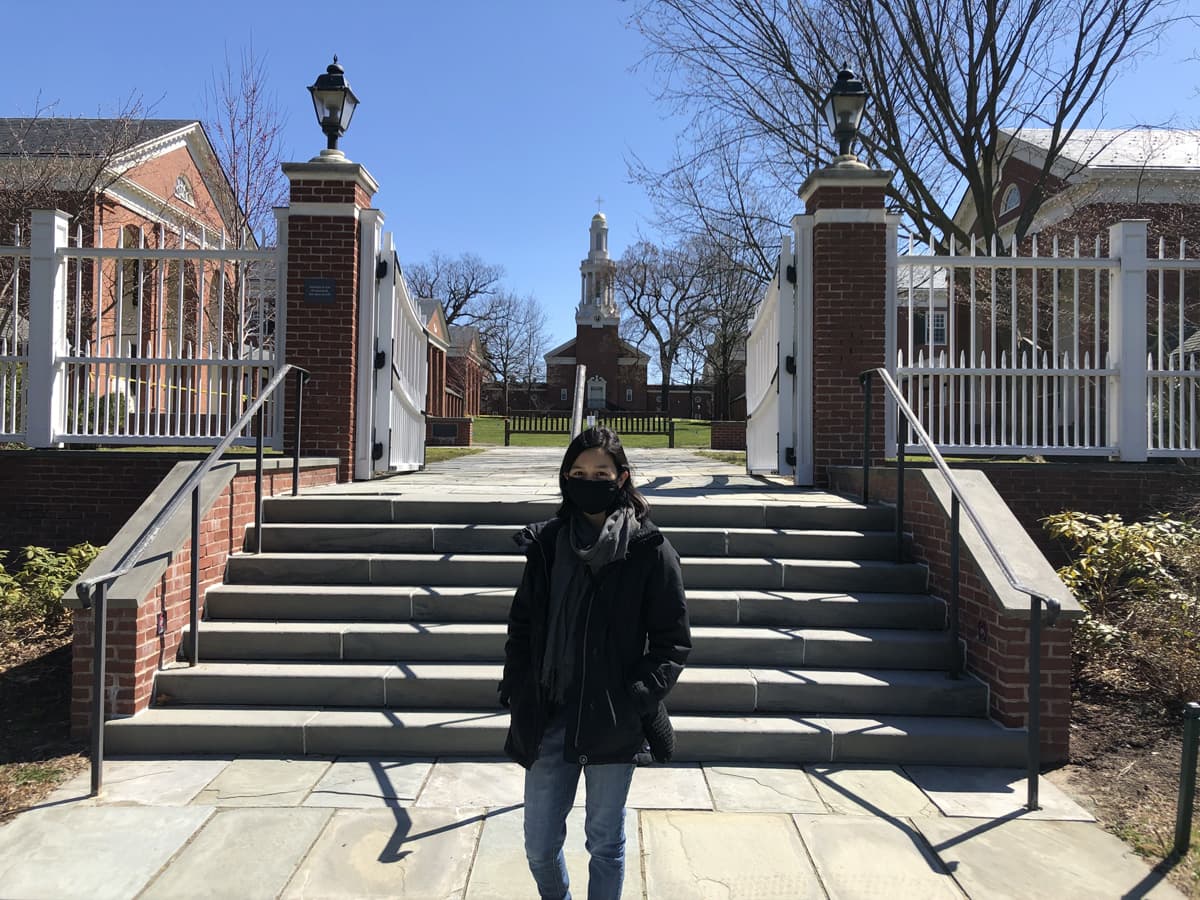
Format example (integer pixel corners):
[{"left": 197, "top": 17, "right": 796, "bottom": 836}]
[{"left": 540, "top": 507, "right": 638, "bottom": 705}]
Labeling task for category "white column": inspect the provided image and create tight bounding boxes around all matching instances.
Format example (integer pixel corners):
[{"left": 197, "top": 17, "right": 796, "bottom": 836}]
[
  {"left": 355, "top": 208, "right": 384, "bottom": 479},
  {"left": 27, "top": 209, "right": 70, "bottom": 446},
  {"left": 271, "top": 205, "right": 289, "bottom": 447},
  {"left": 1107, "top": 220, "right": 1149, "bottom": 461}
]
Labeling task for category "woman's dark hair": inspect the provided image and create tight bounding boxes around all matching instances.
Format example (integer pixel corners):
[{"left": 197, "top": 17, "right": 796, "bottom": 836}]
[{"left": 556, "top": 426, "right": 650, "bottom": 521}]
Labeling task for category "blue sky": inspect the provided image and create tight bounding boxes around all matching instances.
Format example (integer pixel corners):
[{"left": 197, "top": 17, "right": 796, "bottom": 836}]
[{"left": 4, "top": 1, "right": 1198, "bottom": 350}]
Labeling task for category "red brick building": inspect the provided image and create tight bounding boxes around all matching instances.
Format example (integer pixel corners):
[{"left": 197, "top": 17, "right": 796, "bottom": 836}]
[{"left": 481, "top": 212, "right": 722, "bottom": 417}]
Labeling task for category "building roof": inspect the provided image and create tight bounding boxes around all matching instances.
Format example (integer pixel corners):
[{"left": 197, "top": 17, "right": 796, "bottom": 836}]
[
  {"left": 1008, "top": 127, "right": 1200, "bottom": 171},
  {"left": 1004, "top": 128, "right": 1200, "bottom": 171},
  {"left": 0, "top": 118, "right": 196, "bottom": 157}
]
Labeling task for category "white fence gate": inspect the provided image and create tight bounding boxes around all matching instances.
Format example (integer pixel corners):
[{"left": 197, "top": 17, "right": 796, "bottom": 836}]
[
  {"left": 892, "top": 220, "right": 1200, "bottom": 460},
  {"left": 355, "top": 214, "right": 426, "bottom": 478},
  {"left": 745, "top": 220, "right": 815, "bottom": 483},
  {"left": 1, "top": 209, "right": 280, "bottom": 448}
]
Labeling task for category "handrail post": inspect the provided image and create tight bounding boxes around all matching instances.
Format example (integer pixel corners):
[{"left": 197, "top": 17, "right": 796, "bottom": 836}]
[
  {"left": 292, "top": 369, "right": 305, "bottom": 497},
  {"left": 860, "top": 372, "right": 872, "bottom": 505},
  {"left": 189, "top": 485, "right": 199, "bottom": 666},
  {"left": 89, "top": 582, "right": 107, "bottom": 797},
  {"left": 255, "top": 401, "right": 265, "bottom": 554},
  {"left": 1175, "top": 702, "right": 1200, "bottom": 857},
  {"left": 949, "top": 495, "right": 961, "bottom": 678},
  {"left": 1027, "top": 594, "right": 1043, "bottom": 811},
  {"left": 895, "top": 407, "right": 905, "bottom": 563}
]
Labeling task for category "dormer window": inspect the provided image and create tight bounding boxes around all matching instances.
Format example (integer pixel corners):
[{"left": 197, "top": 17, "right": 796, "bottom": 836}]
[
  {"left": 1000, "top": 184, "right": 1020, "bottom": 215},
  {"left": 174, "top": 175, "right": 196, "bottom": 206}
]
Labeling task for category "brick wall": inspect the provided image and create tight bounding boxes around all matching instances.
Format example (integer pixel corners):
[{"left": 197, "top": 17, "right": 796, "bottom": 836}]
[
  {"left": 70, "top": 462, "right": 339, "bottom": 737},
  {"left": 710, "top": 420, "right": 746, "bottom": 451},
  {"left": 828, "top": 464, "right": 1073, "bottom": 762},
  {"left": 811, "top": 221, "right": 889, "bottom": 481},
  {"left": 0, "top": 451, "right": 192, "bottom": 554},
  {"left": 283, "top": 212, "right": 360, "bottom": 481},
  {"left": 426, "top": 417, "right": 472, "bottom": 447}
]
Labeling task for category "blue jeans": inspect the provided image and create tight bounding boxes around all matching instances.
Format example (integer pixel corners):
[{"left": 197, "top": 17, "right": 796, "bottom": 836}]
[{"left": 523, "top": 714, "right": 636, "bottom": 900}]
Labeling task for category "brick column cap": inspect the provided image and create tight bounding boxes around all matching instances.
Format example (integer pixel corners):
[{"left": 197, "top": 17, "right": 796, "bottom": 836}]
[
  {"left": 798, "top": 166, "right": 893, "bottom": 204},
  {"left": 282, "top": 160, "right": 379, "bottom": 196}
]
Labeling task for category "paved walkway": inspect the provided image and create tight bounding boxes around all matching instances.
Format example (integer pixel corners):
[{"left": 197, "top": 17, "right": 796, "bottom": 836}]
[
  {"left": 0, "top": 450, "right": 1184, "bottom": 898},
  {"left": 0, "top": 755, "right": 1181, "bottom": 899}
]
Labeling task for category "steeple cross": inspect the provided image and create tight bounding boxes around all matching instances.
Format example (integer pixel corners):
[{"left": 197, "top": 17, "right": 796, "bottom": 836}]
[{"left": 595, "top": 194, "right": 604, "bottom": 210}]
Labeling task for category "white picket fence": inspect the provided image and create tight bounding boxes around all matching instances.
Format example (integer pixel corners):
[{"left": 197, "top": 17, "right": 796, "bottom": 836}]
[
  {"left": 893, "top": 220, "right": 1200, "bottom": 460},
  {"left": 1, "top": 210, "right": 280, "bottom": 447}
]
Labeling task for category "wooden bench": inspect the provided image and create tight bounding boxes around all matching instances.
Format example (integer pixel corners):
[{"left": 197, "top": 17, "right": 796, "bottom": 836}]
[{"left": 503, "top": 411, "right": 676, "bottom": 447}]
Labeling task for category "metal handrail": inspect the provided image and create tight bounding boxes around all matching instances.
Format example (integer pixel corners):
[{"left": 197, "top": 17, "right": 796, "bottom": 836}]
[
  {"left": 75, "top": 364, "right": 310, "bottom": 797},
  {"left": 859, "top": 366, "right": 1062, "bottom": 812}
]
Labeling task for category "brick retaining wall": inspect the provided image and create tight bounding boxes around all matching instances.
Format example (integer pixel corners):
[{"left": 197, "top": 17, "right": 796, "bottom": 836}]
[
  {"left": 69, "top": 460, "right": 339, "bottom": 737},
  {"left": 710, "top": 421, "right": 746, "bottom": 451}
]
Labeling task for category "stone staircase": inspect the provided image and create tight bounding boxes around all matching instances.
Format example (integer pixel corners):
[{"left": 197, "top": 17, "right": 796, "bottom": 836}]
[{"left": 106, "top": 491, "right": 1025, "bottom": 765}]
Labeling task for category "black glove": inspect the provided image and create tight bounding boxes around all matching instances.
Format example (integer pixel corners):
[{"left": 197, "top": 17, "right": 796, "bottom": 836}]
[{"left": 497, "top": 681, "right": 511, "bottom": 709}]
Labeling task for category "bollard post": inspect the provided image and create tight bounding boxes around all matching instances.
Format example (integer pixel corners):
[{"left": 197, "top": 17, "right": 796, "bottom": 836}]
[{"left": 1174, "top": 702, "right": 1200, "bottom": 857}]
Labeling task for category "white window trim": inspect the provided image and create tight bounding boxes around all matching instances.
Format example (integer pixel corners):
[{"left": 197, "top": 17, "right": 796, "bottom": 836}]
[{"left": 1000, "top": 184, "right": 1020, "bottom": 215}]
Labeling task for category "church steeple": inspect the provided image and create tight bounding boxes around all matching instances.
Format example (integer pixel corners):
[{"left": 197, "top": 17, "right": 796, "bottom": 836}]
[{"left": 577, "top": 211, "right": 618, "bottom": 327}]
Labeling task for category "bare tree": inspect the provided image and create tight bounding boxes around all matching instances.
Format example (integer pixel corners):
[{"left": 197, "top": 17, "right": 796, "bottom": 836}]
[
  {"left": 615, "top": 239, "right": 711, "bottom": 411},
  {"left": 482, "top": 291, "right": 548, "bottom": 414},
  {"left": 632, "top": 0, "right": 1188, "bottom": 250},
  {"left": 404, "top": 252, "right": 506, "bottom": 343},
  {"left": 698, "top": 244, "right": 763, "bottom": 419},
  {"left": 0, "top": 94, "right": 153, "bottom": 235},
  {"left": 203, "top": 42, "right": 288, "bottom": 247}
]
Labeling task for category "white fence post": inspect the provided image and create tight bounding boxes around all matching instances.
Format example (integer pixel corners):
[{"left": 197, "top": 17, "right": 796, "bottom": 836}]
[
  {"left": 354, "top": 209, "right": 384, "bottom": 480},
  {"left": 27, "top": 209, "right": 69, "bottom": 447},
  {"left": 790, "top": 219, "right": 813, "bottom": 484},
  {"left": 272, "top": 205, "right": 289, "bottom": 449},
  {"left": 1108, "top": 220, "right": 1149, "bottom": 462}
]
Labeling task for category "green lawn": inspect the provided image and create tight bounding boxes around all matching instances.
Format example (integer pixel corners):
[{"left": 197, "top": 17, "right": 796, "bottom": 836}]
[{"left": 470, "top": 416, "right": 711, "bottom": 449}]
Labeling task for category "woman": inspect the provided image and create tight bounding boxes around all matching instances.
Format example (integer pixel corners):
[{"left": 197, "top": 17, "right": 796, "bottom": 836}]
[{"left": 499, "top": 427, "right": 691, "bottom": 900}]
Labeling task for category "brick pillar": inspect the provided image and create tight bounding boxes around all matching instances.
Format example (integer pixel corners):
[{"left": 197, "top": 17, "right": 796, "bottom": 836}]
[
  {"left": 798, "top": 167, "right": 894, "bottom": 485},
  {"left": 280, "top": 160, "right": 379, "bottom": 482}
]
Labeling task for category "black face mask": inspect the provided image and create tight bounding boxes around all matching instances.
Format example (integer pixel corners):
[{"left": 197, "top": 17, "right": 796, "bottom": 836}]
[{"left": 563, "top": 477, "right": 621, "bottom": 515}]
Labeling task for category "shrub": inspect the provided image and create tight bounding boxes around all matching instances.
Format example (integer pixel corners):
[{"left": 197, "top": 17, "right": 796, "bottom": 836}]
[
  {"left": 1044, "top": 511, "right": 1200, "bottom": 701},
  {"left": 0, "top": 543, "right": 102, "bottom": 642}
]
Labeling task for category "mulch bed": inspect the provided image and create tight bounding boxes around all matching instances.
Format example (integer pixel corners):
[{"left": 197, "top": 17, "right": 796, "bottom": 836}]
[{"left": 0, "top": 625, "right": 87, "bottom": 823}]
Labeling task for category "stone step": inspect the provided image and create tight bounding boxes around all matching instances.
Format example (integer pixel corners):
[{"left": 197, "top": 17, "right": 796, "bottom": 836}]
[
  {"left": 155, "top": 661, "right": 987, "bottom": 717},
  {"left": 252, "top": 523, "right": 898, "bottom": 560},
  {"left": 203, "top": 584, "right": 945, "bottom": 630},
  {"left": 183, "top": 622, "right": 955, "bottom": 669},
  {"left": 262, "top": 496, "right": 895, "bottom": 532},
  {"left": 103, "top": 707, "right": 1025, "bottom": 766},
  {"left": 223, "top": 553, "right": 928, "bottom": 594}
]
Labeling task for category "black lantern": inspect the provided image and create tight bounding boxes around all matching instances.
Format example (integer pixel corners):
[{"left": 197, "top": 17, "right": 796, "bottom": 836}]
[
  {"left": 308, "top": 56, "right": 359, "bottom": 153},
  {"left": 823, "top": 65, "right": 868, "bottom": 161}
]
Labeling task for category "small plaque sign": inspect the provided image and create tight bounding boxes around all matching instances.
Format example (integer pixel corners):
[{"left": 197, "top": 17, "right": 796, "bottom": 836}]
[
  {"left": 431, "top": 423, "right": 459, "bottom": 439},
  {"left": 304, "top": 278, "right": 336, "bottom": 304}
]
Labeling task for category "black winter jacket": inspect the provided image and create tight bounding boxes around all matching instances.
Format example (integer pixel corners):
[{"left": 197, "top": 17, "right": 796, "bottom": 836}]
[{"left": 500, "top": 515, "right": 691, "bottom": 769}]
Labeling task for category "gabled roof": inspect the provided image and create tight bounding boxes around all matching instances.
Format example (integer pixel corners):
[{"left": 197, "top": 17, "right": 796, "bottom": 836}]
[
  {"left": 0, "top": 118, "right": 196, "bottom": 156},
  {"left": 952, "top": 128, "right": 1200, "bottom": 237},
  {"left": 448, "top": 325, "right": 484, "bottom": 360},
  {"left": 0, "top": 117, "right": 247, "bottom": 242},
  {"left": 417, "top": 298, "right": 451, "bottom": 348},
  {"left": 1005, "top": 128, "right": 1200, "bottom": 171}
]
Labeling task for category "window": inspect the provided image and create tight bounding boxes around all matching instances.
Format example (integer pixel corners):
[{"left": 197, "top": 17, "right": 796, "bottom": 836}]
[
  {"left": 174, "top": 175, "right": 196, "bottom": 206},
  {"left": 1000, "top": 184, "right": 1020, "bottom": 215},
  {"left": 933, "top": 311, "right": 947, "bottom": 345},
  {"left": 625, "top": 388, "right": 633, "bottom": 402},
  {"left": 560, "top": 388, "right": 568, "bottom": 401}
]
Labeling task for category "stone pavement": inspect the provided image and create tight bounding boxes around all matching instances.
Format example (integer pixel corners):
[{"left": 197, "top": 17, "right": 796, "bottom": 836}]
[
  {"left": 0, "top": 450, "right": 1184, "bottom": 898},
  {"left": 0, "top": 755, "right": 1182, "bottom": 899}
]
